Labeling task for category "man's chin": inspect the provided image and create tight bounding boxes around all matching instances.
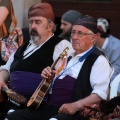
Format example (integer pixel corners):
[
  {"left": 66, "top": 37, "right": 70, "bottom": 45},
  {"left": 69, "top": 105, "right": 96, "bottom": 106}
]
[{"left": 31, "top": 36, "right": 40, "bottom": 42}]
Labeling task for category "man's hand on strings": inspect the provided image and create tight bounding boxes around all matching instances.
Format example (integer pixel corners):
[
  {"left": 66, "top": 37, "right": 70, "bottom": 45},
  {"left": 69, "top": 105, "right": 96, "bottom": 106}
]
[{"left": 41, "top": 66, "right": 56, "bottom": 80}]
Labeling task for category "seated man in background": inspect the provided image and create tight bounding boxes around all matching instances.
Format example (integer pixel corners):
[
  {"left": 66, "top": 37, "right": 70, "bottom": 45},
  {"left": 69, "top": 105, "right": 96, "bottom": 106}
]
[
  {"left": 6, "top": 15, "right": 112, "bottom": 120},
  {"left": 95, "top": 18, "right": 120, "bottom": 82},
  {"left": 59, "top": 10, "right": 83, "bottom": 42},
  {"left": 0, "top": 2, "right": 73, "bottom": 120}
]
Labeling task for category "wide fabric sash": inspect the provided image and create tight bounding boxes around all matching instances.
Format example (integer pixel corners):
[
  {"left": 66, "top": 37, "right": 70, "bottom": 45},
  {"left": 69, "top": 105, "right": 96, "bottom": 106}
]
[
  {"left": 10, "top": 71, "right": 42, "bottom": 99},
  {"left": 49, "top": 75, "right": 76, "bottom": 106}
]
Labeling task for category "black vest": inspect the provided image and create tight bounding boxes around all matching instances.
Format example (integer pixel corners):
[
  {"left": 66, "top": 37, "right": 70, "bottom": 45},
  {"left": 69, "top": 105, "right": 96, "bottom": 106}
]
[
  {"left": 10, "top": 36, "right": 62, "bottom": 73},
  {"left": 73, "top": 47, "right": 105, "bottom": 101}
]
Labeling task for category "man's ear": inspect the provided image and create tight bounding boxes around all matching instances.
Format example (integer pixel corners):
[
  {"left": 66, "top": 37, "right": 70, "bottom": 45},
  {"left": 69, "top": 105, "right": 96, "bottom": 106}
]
[
  {"left": 48, "top": 22, "right": 54, "bottom": 31},
  {"left": 97, "top": 33, "right": 101, "bottom": 38},
  {"left": 91, "top": 33, "right": 99, "bottom": 44}
]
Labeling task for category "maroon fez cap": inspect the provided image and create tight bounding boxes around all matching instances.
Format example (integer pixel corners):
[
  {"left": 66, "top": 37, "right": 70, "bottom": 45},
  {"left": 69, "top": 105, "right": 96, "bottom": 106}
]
[{"left": 28, "top": 2, "right": 54, "bottom": 22}]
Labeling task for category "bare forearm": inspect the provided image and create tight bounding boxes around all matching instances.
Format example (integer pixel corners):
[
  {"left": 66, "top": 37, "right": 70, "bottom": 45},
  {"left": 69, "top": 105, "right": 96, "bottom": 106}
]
[
  {"left": 0, "top": 70, "right": 9, "bottom": 91},
  {"left": 76, "top": 93, "right": 102, "bottom": 109},
  {"left": 0, "top": 70, "right": 9, "bottom": 82},
  {"left": 58, "top": 93, "right": 102, "bottom": 115},
  {"left": 0, "top": 7, "right": 9, "bottom": 26}
]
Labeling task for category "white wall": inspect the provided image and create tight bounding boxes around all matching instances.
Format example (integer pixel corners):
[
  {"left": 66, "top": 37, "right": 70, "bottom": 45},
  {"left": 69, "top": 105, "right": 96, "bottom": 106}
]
[
  {"left": 12, "top": 0, "right": 41, "bottom": 28},
  {"left": 24, "top": 0, "right": 40, "bottom": 27},
  {"left": 12, "top": 0, "right": 24, "bottom": 28}
]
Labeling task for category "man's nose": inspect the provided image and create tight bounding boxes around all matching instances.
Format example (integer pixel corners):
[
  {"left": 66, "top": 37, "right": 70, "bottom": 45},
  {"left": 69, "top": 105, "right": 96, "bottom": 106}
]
[
  {"left": 60, "top": 24, "right": 64, "bottom": 29},
  {"left": 30, "top": 22, "right": 36, "bottom": 29},
  {"left": 71, "top": 33, "right": 79, "bottom": 39}
]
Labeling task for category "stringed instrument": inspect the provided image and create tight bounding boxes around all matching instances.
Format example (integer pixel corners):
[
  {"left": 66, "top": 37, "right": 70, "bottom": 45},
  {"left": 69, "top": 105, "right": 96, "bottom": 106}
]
[
  {"left": 0, "top": 86, "right": 27, "bottom": 106},
  {"left": 27, "top": 47, "right": 69, "bottom": 109}
]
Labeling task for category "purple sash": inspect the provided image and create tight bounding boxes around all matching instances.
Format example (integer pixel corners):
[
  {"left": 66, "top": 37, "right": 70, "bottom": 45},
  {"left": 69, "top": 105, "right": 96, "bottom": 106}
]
[
  {"left": 49, "top": 75, "right": 76, "bottom": 106},
  {"left": 10, "top": 71, "right": 42, "bottom": 98}
]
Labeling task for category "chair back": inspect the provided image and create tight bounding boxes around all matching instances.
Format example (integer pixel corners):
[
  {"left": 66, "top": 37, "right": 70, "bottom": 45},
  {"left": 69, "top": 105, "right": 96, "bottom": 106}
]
[{"left": 110, "top": 74, "right": 120, "bottom": 99}]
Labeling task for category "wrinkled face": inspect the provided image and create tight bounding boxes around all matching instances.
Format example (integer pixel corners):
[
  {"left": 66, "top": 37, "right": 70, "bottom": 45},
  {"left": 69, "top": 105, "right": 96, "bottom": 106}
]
[
  {"left": 29, "top": 16, "right": 53, "bottom": 42},
  {"left": 71, "top": 25, "right": 96, "bottom": 54},
  {"left": 60, "top": 20, "right": 72, "bottom": 35}
]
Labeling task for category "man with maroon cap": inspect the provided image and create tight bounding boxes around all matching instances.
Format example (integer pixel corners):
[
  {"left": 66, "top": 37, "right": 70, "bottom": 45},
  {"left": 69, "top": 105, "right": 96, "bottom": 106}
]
[
  {"left": 5, "top": 15, "right": 112, "bottom": 120},
  {"left": 0, "top": 2, "right": 73, "bottom": 119}
]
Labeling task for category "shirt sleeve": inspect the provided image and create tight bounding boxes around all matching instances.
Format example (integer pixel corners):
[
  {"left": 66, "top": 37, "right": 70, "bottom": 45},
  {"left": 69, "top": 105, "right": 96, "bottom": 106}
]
[
  {"left": 90, "top": 55, "right": 113, "bottom": 100},
  {"left": 109, "top": 49, "right": 120, "bottom": 81},
  {"left": 0, "top": 52, "right": 15, "bottom": 72},
  {"left": 53, "top": 39, "right": 74, "bottom": 61}
]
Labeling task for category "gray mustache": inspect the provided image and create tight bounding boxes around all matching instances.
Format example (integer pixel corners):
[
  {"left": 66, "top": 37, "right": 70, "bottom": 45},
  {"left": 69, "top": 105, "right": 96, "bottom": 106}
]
[{"left": 30, "top": 29, "right": 38, "bottom": 36}]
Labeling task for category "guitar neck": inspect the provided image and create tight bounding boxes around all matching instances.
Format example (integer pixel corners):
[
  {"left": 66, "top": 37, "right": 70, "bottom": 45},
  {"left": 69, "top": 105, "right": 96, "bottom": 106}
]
[{"left": 1, "top": 86, "right": 27, "bottom": 105}]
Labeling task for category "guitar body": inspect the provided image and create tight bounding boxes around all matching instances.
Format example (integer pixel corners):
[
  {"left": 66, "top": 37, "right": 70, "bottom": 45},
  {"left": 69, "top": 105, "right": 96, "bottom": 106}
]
[{"left": 27, "top": 79, "right": 51, "bottom": 109}]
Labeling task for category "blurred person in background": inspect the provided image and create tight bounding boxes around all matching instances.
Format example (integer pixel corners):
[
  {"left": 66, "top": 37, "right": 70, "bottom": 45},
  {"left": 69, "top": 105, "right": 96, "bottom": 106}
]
[
  {"left": 95, "top": 18, "right": 120, "bottom": 82},
  {"left": 0, "top": 0, "right": 17, "bottom": 65},
  {"left": 59, "top": 10, "right": 83, "bottom": 42}
]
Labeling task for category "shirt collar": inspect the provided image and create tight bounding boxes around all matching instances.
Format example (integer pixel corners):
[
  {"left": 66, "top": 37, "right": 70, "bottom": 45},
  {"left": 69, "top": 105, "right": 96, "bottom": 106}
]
[
  {"left": 70, "top": 46, "right": 94, "bottom": 58},
  {"left": 102, "top": 37, "right": 109, "bottom": 49}
]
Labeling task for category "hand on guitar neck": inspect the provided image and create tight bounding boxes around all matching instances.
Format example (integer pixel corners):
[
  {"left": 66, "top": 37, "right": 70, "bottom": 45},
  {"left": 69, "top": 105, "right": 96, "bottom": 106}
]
[
  {"left": 41, "top": 47, "right": 69, "bottom": 80},
  {"left": 42, "top": 67, "right": 56, "bottom": 81}
]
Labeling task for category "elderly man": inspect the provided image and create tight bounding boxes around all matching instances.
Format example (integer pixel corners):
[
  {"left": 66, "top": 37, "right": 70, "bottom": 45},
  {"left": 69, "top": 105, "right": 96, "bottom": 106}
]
[
  {"left": 59, "top": 10, "right": 83, "bottom": 42},
  {"left": 6, "top": 15, "right": 112, "bottom": 120},
  {"left": 0, "top": 2, "right": 73, "bottom": 120}
]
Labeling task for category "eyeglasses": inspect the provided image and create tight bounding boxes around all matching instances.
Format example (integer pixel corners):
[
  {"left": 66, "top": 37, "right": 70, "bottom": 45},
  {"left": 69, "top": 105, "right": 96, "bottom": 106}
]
[{"left": 71, "top": 31, "right": 94, "bottom": 37}]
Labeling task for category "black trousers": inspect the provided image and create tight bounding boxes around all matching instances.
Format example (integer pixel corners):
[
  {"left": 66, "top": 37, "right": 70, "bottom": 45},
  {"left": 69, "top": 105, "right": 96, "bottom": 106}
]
[{"left": 6, "top": 103, "right": 77, "bottom": 120}]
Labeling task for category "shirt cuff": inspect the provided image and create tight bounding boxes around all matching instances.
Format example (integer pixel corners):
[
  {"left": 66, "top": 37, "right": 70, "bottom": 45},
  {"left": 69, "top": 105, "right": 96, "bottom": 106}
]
[
  {"left": 0, "top": 65, "right": 9, "bottom": 73},
  {"left": 92, "top": 89, "right": 108, "bottom": 100}
]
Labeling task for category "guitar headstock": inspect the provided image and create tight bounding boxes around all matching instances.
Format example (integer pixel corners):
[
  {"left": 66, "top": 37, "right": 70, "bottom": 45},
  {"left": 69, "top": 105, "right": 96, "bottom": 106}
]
[
  {"left": 59, "top": 47, "right": 69, "bottom": 58},
  {"left": 6, "top": 90, "right": 27, "bottom": 106}
]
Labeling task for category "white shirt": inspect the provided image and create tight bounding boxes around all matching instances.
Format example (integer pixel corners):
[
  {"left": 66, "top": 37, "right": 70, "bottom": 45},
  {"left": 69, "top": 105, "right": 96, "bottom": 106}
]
[
  {"left": 57, "top": 47, "right": 113, "bottom": 100},
  {"left": 0, "top": 35, "right": 74, "bottom": 72}
]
